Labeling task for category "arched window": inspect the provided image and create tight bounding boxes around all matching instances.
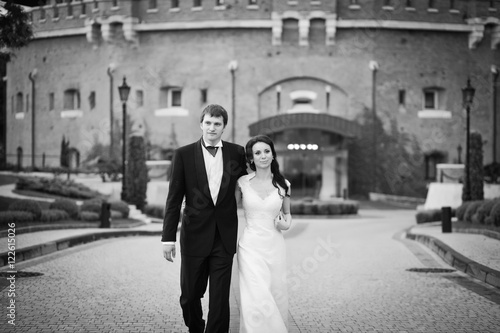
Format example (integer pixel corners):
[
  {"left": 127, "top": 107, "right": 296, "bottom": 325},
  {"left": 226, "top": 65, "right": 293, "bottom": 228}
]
[
  {"left": 282, "top": 18, "right": 299, "bottom": 45},
  {"left": 309, "top": 18, "right": 326, "bottom": 46}
]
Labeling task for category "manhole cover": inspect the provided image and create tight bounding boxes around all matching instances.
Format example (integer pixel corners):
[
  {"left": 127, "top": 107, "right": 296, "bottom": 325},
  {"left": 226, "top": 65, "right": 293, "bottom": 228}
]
[
  {"left": 0, "top": 271, "right": 44, "bottom": 278},
  {"left": 406, "top": 268, "right": 455, "bottom": 273}
]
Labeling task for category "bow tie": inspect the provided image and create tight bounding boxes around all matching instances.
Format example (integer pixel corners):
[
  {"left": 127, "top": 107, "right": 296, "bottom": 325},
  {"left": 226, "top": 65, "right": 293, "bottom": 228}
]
[{"left": 204, "top": 145, "right": 219, "bottom": 157}]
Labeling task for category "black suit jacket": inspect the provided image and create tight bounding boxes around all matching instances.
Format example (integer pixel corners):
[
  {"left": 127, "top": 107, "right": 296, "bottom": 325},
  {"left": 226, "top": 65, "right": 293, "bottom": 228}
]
[{"left": 161, "top": 139, "right": 247, "bottom": 257}]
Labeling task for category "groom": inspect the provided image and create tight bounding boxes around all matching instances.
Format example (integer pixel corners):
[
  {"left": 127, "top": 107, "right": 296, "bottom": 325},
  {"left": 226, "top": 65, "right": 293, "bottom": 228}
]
[{"left": 162, "top": 104, "right": 247, "bottom": 333}]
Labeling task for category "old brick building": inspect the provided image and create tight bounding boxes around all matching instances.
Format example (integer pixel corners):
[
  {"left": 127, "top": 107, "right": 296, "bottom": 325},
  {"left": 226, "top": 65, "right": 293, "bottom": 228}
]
[{"left": 3, "top": 0, "right": 500, "bottom": 198}]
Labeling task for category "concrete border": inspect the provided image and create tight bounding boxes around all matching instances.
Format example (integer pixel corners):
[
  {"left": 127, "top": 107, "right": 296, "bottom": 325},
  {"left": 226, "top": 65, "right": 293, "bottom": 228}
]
[
  {"left": 406, "top": 229, "right": 500, "bottom": 289},
  {"left": 0, "top": 229, "right": 162, "bottom": 267}
]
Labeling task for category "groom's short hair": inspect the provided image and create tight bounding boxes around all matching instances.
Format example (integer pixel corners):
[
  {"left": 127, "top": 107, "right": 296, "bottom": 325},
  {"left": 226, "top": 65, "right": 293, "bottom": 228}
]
[{"left": 200, "top": 104, "right": 228, "bottom": 126}]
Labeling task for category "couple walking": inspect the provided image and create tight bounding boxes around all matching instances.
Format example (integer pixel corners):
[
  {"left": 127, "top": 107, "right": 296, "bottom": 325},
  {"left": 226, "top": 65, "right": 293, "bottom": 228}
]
[{"left": 162, "top": 104, "right": 292, "bottom": 333}]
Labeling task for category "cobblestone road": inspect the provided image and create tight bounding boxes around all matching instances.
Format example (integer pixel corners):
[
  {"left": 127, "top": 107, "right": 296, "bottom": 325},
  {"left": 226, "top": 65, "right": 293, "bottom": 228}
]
[{"left": 1, "top": 209, "right": 500, "bottom": 332}]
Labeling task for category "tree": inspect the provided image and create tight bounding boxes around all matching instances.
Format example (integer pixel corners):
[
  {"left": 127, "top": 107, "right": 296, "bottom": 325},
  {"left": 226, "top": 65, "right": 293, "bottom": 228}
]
[
  {"left": 125, "top": 135, "right": 148, "bottom": 211},
  {"left": 0, "top": 2, "right": 34, "bottom": 60},
  {"left": 462, "top": 131, "right": 484, "bottom": 201}
]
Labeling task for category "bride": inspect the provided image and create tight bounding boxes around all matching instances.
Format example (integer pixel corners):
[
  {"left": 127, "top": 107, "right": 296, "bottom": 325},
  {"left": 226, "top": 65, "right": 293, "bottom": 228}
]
[{"left": 235, "top": 134, "right": 292, "bottom": 333}]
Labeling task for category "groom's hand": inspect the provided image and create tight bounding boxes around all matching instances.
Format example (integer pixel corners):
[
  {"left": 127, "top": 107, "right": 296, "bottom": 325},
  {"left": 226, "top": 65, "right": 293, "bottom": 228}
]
[{"left": 163, "top": 244, "right": 176, "bottom": 262}]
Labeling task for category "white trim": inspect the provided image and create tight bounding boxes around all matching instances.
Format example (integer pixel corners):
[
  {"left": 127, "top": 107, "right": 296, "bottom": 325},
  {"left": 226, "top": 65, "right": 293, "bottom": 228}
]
[
  {"left": 405, "top": 7, "right": 416, "bottom": 11},
  {"left": 15, "top": 113, "right": 25, "bottom": 120},
  {"left": 348, "top": 4, "right": 360, "bottom": 10},
  {"left": 287, "top": 1, "right": 298, "bottom": 5},
  {"left": 382, "top": 6, "right": 394, "bottom": 11},
  {"left": 192, "top": 7, "right": 202, "bottom": 11},
  {"left": 336, "top": 20, "right": 472, "bottom": 32},
  {"left": 135, "top": 20, "right": 273, "bottom": 32},
  {"left": 60, "top": 110, "right": 83, "bottom": 118},
  {"left": 214, "top": 5, "right": 226, "bottom": 11},
  {"left": 417, "top": 110, "right": 452, "bottom": 119},
  {"left": 247, "top": 5, "right": 258, "bottom": 10},
  {"left": 427, "top": 8, "right": 438, "bottom": 13},
  {"left": 489, "top": 8, "right": 498, "bottom": 12},
  {"left": 29, "top": 19, "right": 476, "bottom": 39},
  {"left": 169, "top": 8, "right": 180, "bottom": 12},
  {"left": 449, "top": 9, "right": 459, "bottom": 14},
  {"left": 147, "top": 8, "right": 159, "bottom": 13},
  {"left": 111, "top": 6, "right": 120, "bottom": 11},
  {"left": 155, "top": 107, "right": 189, "bottom": 117}
]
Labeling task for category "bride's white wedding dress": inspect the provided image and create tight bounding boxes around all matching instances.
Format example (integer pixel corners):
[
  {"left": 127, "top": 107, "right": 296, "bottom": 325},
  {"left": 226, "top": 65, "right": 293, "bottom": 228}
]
[{"left": 237, "top": 174, "right": 288, "bottom": 333}]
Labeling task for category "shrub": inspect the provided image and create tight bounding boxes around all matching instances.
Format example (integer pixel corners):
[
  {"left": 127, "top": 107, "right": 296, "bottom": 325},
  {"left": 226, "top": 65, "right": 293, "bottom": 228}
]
[
  {"left": 125, "top": 136, "right": 148, "bottom": 209},
  {"left": 144, "top": 204, "right": 164, "bottom": 219},
  {"left": 0, "top": 211, "right": 35, "bottom": 224},
  {"left": 80, "top": 200, "right": 102, "bottom": 217},
  {"left": 49, "top": 199, "right": 79, "bottom": 219},
  {"left": 328, "top": 203, "right": 341, "bottom": 215},
  {"left": 456, "top": 202, "right": 471, "bottom": 221},
  {"left": 463, "top": 201, "right": 483, "bottom": 223},
  {"left": 472, "top": 200, "right": 497, "bottom": 225},
  {"left": 15, "top": 176, "right": 103, "bottom": 200},
  {"left": 415, "top": 209, "right": 441, "bottom": 224},
  {"left": 8, "top": 199, "right": 42, "bottom": 220},
  {"left": 485, "top": 201, "right": 500, "bottom": 226},
  {"left": 316, "top": 202, "right": 330, "bottom": 215},
  {"left": 110, "top": 200, "right": 130, "bottom": 218},
  {"left": 40, "top": 209, "right": 70, "bottom": 223},
  {"left": 80, "top": 211, "right": 100, "bottom": 221},
  {"left": 290, "top": 201, "right": 303, "bottom": 215},
  {"left": 302, "top": 202, "right": 317, "bottom": 215}
]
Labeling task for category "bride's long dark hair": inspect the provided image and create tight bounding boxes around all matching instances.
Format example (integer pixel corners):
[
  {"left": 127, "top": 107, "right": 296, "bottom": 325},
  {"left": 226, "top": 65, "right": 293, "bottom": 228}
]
[{"left": 245, "top": 135, "right": 290, "bottom": 198}]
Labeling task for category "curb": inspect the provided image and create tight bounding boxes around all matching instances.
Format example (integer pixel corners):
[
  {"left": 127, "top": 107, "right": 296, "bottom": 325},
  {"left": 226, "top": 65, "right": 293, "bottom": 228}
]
[
  {"left": 0, "top": 229, "right": 162, "bottom": 267},
  {"left": 406, "top": 229, "right": 500, "bottom": 289}
]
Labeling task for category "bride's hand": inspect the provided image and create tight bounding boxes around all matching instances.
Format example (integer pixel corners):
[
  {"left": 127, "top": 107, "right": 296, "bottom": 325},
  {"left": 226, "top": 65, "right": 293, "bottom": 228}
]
[{"left": 274, "top": 211, "right": 291, "bottom": 231}]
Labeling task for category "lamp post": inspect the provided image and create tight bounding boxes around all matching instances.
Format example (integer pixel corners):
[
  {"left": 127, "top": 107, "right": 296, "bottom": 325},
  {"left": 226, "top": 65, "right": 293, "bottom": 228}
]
[
  {"left": 369, "top": 60, "right": 379, "bottom": 192},
  {"left": 28, "top": 69, "right": 37, "bottom": 168},
  {"left": 462, "top": 78, "right": 475, "bottom": 201},
  {"left": 118, "top": 76, "right": 131, "bottom": 201},
  {"left": 492, "top": 65, "right": 498, "bottom": 163},
  {"left": 228, "top": 60, "right": 238, "bottom": 143}
]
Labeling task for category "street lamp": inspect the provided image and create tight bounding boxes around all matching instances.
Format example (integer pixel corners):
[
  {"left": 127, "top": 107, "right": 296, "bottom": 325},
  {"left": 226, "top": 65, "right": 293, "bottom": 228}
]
[
  {"left": 492, "top": 65, "right": 499, "bottom": 163},
  {"left": 118, "top": 76, "right": 131, "bottom": 201},
  {"left": 461, "top": 78, "right": 475, "bottom": 201},
  {"left": 369, "top": 60, "right": 379, "bottom": 192},
  {"left": 228, "top": 60, "right": 238, "bottom": 142}
]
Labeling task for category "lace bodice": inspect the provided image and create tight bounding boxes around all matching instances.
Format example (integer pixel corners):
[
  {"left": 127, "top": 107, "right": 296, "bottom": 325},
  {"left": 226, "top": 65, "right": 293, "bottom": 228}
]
[{"left": 238, "top": 174, "right": 286, "bottom": 228}]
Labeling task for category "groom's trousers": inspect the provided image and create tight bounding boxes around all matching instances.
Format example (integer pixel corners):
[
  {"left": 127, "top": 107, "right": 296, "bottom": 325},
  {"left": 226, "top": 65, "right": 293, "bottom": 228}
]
[{"left": 180, "top": 228, "right": 234, "bottom": 333}]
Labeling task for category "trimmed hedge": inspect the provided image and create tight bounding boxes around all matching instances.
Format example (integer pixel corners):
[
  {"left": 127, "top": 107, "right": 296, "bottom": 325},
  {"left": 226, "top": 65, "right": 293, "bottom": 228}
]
[
  {"left": 463, "top": 201, "right": 483, "bottom": 223},
  {"left": 0, "top": 211, "right": 35, "bottom": 224},
  {"left": 80, "top": 199, "right": 103, "bottom": 217},
  {"left": 16, "top": 176, "right": 103, "bottom": 200},
  {"left": 40, "top": 209, "right": 70, "bottom": 223},
  {"left": 144, "top": 205, "right": 164, "bottom": 219},
  {"left": 110, "top": 200, "right": 130, "bottom": 218},
  {"left": 472, "top": 200, "right": 497, "bottom": 225},
  {"left": 485, "top": 201, "right": 500, "bottom": 226},
  {"left": 8, "top": 199, "right": 43, "bottom": 220},
  {"left": 455, "top": 201, "right": 470, "bottom": 221},
  {"left": 49, "top": 199, "right": 79, "bottom": 219},
  {"left": 290, "top": 200, "right": 359, "bottom": 215},
  {"left": 414, "top": 209, "right": 458, "bottom": 224},
  {"left": 80, "top": 211, "right": 100, "bottom": 221}
]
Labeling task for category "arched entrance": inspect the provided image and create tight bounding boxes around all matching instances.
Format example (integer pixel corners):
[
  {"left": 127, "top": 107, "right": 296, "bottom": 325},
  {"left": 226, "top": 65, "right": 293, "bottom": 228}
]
[{"left": 249, "top": 113, "right": 360, "bottom": 199}]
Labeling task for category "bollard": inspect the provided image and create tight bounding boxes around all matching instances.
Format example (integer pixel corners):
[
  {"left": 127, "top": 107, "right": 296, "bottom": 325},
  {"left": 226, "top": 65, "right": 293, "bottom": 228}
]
[
  {"left": 441, "top": 206, "right": 452, "bottom": 233},
  {"left": 100, "top": 202, "right": 111, "bottom": 228}
]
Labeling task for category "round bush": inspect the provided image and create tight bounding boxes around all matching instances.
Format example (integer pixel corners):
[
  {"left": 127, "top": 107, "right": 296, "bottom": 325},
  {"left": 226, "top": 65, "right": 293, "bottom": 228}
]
[
  {"left": 110, "top": 200, "right": 130, "bottom": 218},
  {"left": 290, "top": 202, "right": 303, "bottom": 215},
  {"left": 40, "top": 209, "right": 70, "bottom": 223},
  {"left": 473, "top": 200, "right": 497, "bottom": 225},
  {"left": 485, "top": 201, "right": 500, "bottom": 226},
  {"left": 8, "top": 199, "right": 42, "bottom": 220},
  {"left": 49, "top": 199, "right": 79, "bottom": 219},
  {"left": 144, "top": 205, "right": 165, "bottom": 219},
  {"left": 0, "top": 211, "right": 35, "bottom": 224},
  {"left": 80, "top": 211, "right": 100, "bottom": 221},
  {"left": 316, "top": 202, "right": 330, "bottom": 215},
  {"left": 80, "top": 200, "right": 103, "bottom": 217},
  {"left": 463, "top": 201, "right": 483, "bottom": 223},
  {"left": 456, "top": 202, "right": 471, "bottom": 221},
  {"left": 302, "top": 202, "right": 317, "bottom": 215}
]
